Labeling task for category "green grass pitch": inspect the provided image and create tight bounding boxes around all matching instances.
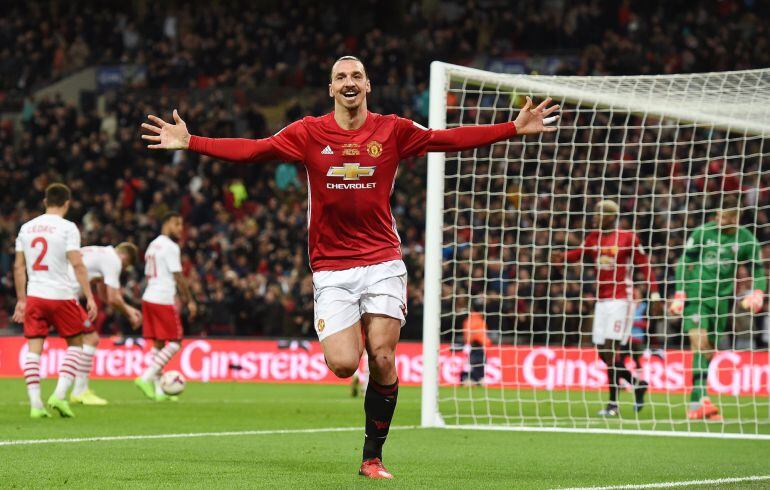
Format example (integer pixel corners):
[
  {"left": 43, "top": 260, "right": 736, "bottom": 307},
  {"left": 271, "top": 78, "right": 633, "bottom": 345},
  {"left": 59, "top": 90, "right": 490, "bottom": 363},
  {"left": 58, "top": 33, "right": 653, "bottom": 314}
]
[{"left": 0, "top": 379, "right": 768, "bottom": 489}]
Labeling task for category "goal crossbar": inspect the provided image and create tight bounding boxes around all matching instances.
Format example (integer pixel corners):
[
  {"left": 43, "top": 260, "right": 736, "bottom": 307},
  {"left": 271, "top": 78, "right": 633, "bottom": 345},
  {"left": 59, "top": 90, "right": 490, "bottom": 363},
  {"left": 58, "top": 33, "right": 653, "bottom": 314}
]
[{"left": 431, "top": 62, "right": 770, "bottom": 135}]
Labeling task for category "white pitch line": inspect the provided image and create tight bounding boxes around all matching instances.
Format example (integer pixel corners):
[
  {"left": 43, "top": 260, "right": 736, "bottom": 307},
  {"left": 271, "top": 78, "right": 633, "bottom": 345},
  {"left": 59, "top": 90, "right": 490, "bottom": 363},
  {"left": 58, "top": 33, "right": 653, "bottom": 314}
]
[
  {"left": 443, "top": 424, "right": 770, "bottom": 440},
  {"left": 558, "top": 474, "right": 770, "bottom": 489},
  {"left": 0, "top": 425, "right": 418, "bottom": 447}
]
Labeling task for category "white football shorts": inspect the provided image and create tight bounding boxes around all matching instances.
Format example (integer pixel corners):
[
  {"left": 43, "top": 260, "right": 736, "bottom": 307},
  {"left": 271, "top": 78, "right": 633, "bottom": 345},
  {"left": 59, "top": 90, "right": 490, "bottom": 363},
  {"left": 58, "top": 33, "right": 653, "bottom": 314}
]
[
  {"left": 593, "top": 299, "right": 636, "bottom": 346},
  {"left": 312, "top": 259, "right": 407, "bottom": 341}
]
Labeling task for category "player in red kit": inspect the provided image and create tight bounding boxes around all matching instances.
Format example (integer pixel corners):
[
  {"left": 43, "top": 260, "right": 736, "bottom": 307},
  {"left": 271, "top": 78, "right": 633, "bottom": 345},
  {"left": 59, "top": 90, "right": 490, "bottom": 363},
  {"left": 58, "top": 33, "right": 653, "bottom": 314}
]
[
  {"left": 552, "top": 200, "right": 662, "bottom": 417},
  {"left": 141, "top": 56, "right": 559, "bottom": 479}
]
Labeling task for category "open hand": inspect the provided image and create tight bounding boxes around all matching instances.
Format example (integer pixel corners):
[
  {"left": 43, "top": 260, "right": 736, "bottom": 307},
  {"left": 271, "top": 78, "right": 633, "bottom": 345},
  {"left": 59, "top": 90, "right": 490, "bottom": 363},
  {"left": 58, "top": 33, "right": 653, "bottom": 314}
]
[
  {"left": 141, "top": 109, "right": 191, "bottom": 150},
  {"left": 127, "top": 306, "right": 142, "bottom": 330},
  {"left": 550, "top": 250, "right": 565, "bottom": 265},
  {"left": 514, "top": 96, "right": 560, "bottom": 135},
  {"left": 86, "top": 296, "right": 98, "bottom": 323},
  {"left": 12, "top": 300, "right": 25, "bottom": 323},
  {"left": 187, "top": 301, "right": 198, "bottom": 320}
]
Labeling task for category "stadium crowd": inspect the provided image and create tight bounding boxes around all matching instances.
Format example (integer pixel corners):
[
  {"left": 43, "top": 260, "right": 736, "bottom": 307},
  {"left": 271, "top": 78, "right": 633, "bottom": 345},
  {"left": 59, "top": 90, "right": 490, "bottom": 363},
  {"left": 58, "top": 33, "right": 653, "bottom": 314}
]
[
  {"left": 2, "top": 0, "right": 769, "bottom": 106},
  {"left": 1, "top": 0, "right": 768, "bottom": 343}
]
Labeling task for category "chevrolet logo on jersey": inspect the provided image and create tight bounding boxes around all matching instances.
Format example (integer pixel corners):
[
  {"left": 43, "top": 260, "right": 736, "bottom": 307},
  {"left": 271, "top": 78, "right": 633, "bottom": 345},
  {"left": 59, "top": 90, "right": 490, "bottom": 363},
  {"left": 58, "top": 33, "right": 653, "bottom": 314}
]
[
  {"left": 327, "top": 163, "right": 375, "bottom": 180},
  {"left": 326, "top": 163, "right": 376, "bottom": 189}
]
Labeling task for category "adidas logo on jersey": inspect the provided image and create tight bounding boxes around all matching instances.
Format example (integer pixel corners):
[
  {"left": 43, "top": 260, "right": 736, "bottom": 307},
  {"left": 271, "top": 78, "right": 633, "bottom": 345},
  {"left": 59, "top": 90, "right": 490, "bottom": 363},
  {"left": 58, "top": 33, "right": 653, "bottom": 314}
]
[{"left": 321, "top": 145, "right": 333, "bottom": 155}]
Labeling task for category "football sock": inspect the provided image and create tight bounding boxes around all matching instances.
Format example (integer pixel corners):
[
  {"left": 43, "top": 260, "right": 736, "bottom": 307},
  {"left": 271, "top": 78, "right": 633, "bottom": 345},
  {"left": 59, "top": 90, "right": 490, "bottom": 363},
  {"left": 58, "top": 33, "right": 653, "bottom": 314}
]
[
  {"left": 362, "top": 378, "right": 398, "bottom": 461},
  {"left": 54, "top": 346, "right": 83, "bottom": 399},
  {"left": 690, "top": 352, "right": 709, "bottom": 404},
  {"left": 608, "top": 355, "right": 632, "bottom": 403},
  {"left": 141, "top": 343, "right": 180, "bottom": 382},
  {"left": 141, "top": 347, "right": 160, "bottom": 382},
  {"left": 24, "top": 352, "right": 44, "bottom": 409},
  {"left": 608, "top": 364, "right": 619, "bottom": 403},
  {"left": 154, "top": 374, "right": 164, "bottom": 396},
  {"left": 615, "top": 357, "right": 633, "bottom": 385},
  {"left": 73, "top": 344, "right": 97, "bottom": 396}
]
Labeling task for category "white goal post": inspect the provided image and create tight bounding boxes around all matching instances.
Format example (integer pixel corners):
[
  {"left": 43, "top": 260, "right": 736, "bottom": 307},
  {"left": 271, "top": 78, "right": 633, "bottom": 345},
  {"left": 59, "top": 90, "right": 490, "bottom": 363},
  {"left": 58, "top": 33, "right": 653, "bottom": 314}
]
[{"left": 421, "top": 61, "right": 770, "bottom": 438}]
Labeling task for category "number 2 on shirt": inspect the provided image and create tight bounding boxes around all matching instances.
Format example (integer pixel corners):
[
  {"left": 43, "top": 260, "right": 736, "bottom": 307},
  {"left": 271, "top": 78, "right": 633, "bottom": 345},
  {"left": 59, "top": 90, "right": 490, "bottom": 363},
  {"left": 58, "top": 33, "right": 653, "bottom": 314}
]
[{"left": 31, "top": 236, "right": 49, "bottom": 271}]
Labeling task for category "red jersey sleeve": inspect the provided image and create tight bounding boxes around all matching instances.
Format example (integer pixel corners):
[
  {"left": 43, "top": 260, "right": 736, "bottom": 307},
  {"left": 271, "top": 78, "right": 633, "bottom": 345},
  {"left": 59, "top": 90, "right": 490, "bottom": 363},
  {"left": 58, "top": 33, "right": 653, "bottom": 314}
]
[
  {"left": 188, "top": 120, "right": 306, "bottom": 163},
  {"left": 565, "top": 232, "right": 597, "bottom": 262},
  {"left": 394, "top": 117, "right": 519, "bottom": 159},
  {"left": 269, "top": 120, "right": 307, "bottom": 161},
  {"left": 394, "top": 118, "right": 434, "bottom": 159}
]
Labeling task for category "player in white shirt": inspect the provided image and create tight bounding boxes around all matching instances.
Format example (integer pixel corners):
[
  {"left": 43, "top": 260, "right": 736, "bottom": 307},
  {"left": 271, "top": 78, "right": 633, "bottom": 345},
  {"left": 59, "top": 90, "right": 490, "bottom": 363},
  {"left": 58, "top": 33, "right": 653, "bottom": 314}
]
[
  {"left": 134, "top": 212, "right": 197, "bottom": 401},
  {"left": 68, "top": 242, "right": 141, "bottom": 405},
  {"left": 13, "top": 183, "right": 97, "bottom": 418}
]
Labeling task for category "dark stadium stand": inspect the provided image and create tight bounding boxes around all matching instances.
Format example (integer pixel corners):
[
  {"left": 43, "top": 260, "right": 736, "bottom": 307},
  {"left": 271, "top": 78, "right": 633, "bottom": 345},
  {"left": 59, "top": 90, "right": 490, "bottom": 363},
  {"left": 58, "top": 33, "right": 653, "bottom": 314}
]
[{"left": 1, "top": 0, "right": 768, "bottom": 339}]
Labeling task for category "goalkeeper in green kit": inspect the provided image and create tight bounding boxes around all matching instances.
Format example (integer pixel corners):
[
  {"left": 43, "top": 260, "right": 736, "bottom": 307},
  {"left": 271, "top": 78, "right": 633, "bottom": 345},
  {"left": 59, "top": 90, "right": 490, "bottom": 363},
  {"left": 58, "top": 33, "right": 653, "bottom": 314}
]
[{"left": 669, "top": 202, "right": 766, "bottom": 421}]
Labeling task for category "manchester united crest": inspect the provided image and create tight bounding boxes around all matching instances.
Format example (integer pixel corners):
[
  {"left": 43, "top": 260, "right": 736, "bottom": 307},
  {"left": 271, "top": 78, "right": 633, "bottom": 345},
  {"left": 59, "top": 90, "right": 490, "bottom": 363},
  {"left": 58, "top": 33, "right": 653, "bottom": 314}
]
[{"left": 366, "top": 140, "right": 383, "bottom": 158}]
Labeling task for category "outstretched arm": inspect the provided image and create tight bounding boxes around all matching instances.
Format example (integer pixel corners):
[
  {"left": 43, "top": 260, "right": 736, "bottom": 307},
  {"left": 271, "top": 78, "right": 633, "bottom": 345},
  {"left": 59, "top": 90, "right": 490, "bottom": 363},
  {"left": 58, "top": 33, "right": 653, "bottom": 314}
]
[
  {"left": 426, "top": 97, "right": 559, "bottom": 153},
  {"left": 141, "top": 110, "right": 300, "bottom": 163},
  {"left": 551, "top": 241, "right": 592, "bottom": 266}
]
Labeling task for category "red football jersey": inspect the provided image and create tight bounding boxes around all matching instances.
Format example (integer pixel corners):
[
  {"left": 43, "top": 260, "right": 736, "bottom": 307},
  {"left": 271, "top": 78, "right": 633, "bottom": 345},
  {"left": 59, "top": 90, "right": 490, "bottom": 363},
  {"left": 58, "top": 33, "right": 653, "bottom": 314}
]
[
  {"left": 565, "top": 229, "right": 658, "bottom": 300},
  {"left": 263, "top": 112, "right": 431, "bottom": 271},
  {"left": 189, "top": 111, "right": 520, "bottom": 272}
]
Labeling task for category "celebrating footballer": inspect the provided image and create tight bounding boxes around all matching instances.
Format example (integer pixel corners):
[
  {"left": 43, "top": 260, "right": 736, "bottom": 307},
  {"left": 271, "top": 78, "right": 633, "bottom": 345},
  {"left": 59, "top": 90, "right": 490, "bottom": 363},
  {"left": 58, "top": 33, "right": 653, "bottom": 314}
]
[{"left": 141, "top": 55, "right": 559, "bottom": 479}]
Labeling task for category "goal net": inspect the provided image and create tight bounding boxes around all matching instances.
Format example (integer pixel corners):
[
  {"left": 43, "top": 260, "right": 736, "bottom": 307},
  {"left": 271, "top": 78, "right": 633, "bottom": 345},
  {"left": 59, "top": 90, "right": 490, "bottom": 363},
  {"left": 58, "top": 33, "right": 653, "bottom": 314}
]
[{"left": 421, "top": 62, "right": 770, "bottom": 438}]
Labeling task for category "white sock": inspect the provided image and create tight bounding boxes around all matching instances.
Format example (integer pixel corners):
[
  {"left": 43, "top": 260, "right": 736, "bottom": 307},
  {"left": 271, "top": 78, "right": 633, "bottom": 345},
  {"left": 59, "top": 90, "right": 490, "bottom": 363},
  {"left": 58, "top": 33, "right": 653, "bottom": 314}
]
[
  {"left": 24, "top": 352, "right": 44, "bottom": 409},
  {"left": 54, "top": 346, "right": 83, "bottom": 399},
  {"left": 141, "top": 347, "right": 161, "bottom": 382},
  {"left": 142, "top": 343, "right": 180, "bottom": 382},
  {"left": 73, "top": 344, "right": 97, "bottom": 396},
  {"left": 154, "top": 375, "right": 164, "bottom": 396}
]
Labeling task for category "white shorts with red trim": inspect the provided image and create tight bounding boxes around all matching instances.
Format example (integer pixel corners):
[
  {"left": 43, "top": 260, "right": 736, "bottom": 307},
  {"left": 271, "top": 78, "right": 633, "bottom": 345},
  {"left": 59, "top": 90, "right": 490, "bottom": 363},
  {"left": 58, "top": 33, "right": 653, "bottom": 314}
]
[
  {"left": 312, "top": 260, "right": 407, "bottom": 341},
  {"left": 593, "top": 299, "right": 636, "bottom": 346}
]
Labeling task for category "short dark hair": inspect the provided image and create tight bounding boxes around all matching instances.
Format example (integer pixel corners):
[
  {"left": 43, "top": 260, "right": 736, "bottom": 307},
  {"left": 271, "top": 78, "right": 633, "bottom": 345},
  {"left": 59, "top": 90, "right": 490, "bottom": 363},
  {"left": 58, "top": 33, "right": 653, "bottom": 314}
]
[
  {"left": 45, "top": 183, "right": 71, "bottom": 207},
  {"left": 330, "top": 55, "right": 367, "bottom": 81},
  {"left": 161, "top": 211, "right": 181, "bottom": 225}
]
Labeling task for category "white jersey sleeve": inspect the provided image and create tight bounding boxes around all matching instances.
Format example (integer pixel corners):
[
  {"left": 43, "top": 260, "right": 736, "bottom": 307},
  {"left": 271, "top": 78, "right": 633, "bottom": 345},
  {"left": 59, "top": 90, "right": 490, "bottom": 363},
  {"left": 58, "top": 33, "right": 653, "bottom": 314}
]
[
  {"left": 142, "top": 235, "right": 181, "bottom": 305},
  {"left": 167, "top": 243, "right": 182, "bottom": 274},
  {"left": 101, "top": 249, "right": 123, "bottom": 289},
  {"left": 65, "top": 222, "right": 80, "bottom": 252},
  {"left": 17, "top": 214, "right": 80, "bottom": 300}
]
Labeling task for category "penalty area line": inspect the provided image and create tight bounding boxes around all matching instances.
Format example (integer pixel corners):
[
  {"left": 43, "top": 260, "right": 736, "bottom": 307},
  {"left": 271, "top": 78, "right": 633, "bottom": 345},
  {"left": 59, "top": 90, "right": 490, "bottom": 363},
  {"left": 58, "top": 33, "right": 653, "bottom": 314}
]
[
  {"left": 558, "top": 474, "right": 770, "bottom": 489},
  {"left": 0, "top": 425, "right": 419, "bottom": 447}
]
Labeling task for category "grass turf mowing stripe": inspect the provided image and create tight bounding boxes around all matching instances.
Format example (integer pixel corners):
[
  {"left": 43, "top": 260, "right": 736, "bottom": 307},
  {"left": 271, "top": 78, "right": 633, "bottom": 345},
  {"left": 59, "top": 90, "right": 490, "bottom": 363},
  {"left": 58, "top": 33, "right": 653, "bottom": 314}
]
[
  {"left": 559, "top": 474, "right": 770, "bottom": 489},
  {"left": 0, "top": 425, "right": 419, "bottom": 447}
]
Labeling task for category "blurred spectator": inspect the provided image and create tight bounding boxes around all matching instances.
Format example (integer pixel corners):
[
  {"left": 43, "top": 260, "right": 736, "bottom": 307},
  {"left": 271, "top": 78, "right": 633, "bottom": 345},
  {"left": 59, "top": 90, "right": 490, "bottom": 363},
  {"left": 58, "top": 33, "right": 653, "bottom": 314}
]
[{"left": 1, "top": 0, "right": 768, "bottom": 343}]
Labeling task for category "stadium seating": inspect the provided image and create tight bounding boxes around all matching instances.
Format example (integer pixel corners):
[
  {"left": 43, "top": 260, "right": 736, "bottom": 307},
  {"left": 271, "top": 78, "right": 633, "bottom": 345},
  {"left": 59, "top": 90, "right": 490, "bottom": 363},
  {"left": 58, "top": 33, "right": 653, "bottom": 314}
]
[{"left": 1, "top": 0, "right": 769, "bottom": 338}]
